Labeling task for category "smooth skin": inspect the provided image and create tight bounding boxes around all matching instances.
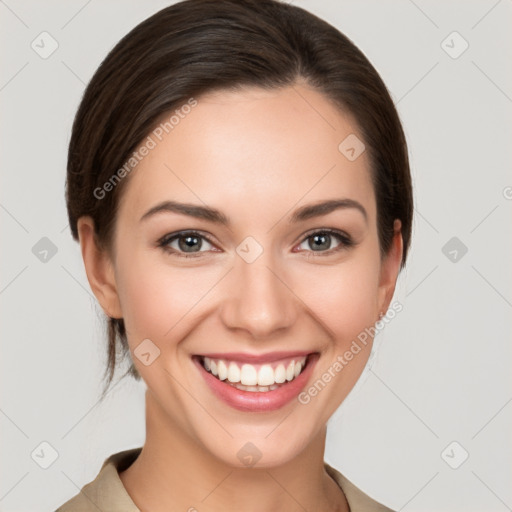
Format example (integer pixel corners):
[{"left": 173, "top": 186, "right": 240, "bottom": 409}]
[{"left": 78, "top": 82, "right": 403, "bottom": 512}]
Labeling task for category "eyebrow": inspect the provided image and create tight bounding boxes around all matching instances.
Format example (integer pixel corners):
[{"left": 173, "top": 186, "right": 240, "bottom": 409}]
[{"left": 139, "top": 198, "right": 367, "bottom": 225}]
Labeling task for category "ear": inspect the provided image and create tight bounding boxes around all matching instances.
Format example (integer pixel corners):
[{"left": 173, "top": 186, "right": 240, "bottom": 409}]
[
  {"left": 376, "top": 219, "right": 403, "bottom": 319},
  {"left": 77, "top": 216, "right": 123, "bottom": 319}
]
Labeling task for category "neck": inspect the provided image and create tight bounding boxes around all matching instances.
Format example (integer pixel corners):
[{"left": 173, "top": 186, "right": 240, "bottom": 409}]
[{"left": 119, "top": 390, "right": 349, "bottom": 512}]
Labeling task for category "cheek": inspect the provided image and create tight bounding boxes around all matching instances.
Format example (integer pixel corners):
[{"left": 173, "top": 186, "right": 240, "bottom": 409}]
[
  {"left": 296, "top": 254, "right": 380, "bottom": 340},
  {"left": 115, "top": 250, "right": 218, "bottom": 344}
]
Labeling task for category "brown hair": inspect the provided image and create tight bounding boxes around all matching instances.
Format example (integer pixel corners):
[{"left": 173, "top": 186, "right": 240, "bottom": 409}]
[{"left": 65, "top": 0, "right": 413, "bottom": 401}]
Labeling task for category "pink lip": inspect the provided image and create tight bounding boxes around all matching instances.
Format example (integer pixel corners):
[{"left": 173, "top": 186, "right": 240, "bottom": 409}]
[
  {"left": 193, "top": 353, "right": 319, "bottom": 412},
  {"left": 197, "top": 350, "right": 312, "bottom": 364}
]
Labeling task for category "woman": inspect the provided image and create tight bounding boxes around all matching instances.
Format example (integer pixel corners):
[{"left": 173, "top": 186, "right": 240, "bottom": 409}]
[{"left": 56, "top": 0, "right": 412, "bottom": 510}]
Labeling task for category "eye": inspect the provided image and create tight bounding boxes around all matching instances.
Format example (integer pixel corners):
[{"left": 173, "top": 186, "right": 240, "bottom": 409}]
[
  {"left": 295, "top": 229, "right": 354, "bottom": 256},
  {"left": 157, "top": 230, "right": 218, "bottom": 258},
  {"left": 157, "top": 228, "right": 355, "bottom": 259}
]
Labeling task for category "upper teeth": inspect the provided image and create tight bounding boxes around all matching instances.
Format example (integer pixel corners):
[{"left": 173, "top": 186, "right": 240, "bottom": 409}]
[{"left": 202, "top": 356, "right": 307, "bottom": 386}]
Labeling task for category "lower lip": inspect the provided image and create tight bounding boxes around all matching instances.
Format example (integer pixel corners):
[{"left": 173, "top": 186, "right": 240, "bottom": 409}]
[{"left": 193, "top": 353, "right": 319, "bottom": 412}]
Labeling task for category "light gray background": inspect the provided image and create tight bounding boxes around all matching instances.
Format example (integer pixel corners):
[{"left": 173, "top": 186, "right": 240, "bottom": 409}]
[{"left": 1, "top": 1, "right": 511, "bottom": 511}]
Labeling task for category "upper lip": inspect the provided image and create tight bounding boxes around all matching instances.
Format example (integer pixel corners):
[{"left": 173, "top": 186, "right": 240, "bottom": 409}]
[{"left": 196, "top": 350, "right": 316, "bottom": 364}]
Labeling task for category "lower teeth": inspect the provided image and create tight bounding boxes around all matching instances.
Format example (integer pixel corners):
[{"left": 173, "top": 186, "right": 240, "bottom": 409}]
[
  {"left": 230, "top": 381, "right": 283, "bottom": 392},
  {"left": 207, "top": 371, "right": 288, "bottom": 392}
]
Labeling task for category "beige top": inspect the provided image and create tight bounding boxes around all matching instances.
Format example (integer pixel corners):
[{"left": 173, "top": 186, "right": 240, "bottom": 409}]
[{"left": 55, "top": 447, "right": 394, "bottom": 512}]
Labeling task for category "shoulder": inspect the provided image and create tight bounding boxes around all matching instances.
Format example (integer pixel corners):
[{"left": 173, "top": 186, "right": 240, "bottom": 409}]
[
  {"left": 54, "top": 448, "right": 142, "bottom": 512},
  {"left": 324, "top": 461, "right": 395, "bottom": 512}
]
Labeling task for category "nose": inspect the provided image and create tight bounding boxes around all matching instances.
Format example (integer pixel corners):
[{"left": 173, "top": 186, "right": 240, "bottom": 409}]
[{"left": 219, "top": 252, "right": 299, "bottom": 339}]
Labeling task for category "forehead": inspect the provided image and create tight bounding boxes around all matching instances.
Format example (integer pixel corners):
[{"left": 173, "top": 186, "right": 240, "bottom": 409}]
[{"left": 117, "top": 84, "right": 375, "bottom": 227}]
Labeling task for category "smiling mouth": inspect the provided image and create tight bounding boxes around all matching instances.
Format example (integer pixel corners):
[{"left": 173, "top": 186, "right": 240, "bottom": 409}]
[{"left": 194, "top": 353, "right": 314, "bottom": 392}]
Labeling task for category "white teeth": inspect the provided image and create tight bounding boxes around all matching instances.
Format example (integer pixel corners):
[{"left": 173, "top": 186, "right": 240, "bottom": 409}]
[
  {"left": 286, "top": 361, "right": 295, "bottom": 381},
  {"left": 217, "top": 360, "right": 228, "bottom": 380},
  {"left": 227, "top": 362, "right": 241, "bottom": 383},
  {"left": 274, "top": 364, "right": 286, "bottom": 383},
  {"left": 240, "top": 364, "right": 258, "bottom": 385},
  {"left": 233, "top": 383, "right": 277, "bottom": 392},
  {"left": 257, "top": 365, "right": 275, "bottom": 386},
  {"left": 201, "top": 356, "right": 308, "bottom": 388}
]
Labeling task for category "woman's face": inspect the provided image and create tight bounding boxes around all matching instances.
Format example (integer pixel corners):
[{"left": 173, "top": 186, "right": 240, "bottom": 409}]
[{"left": 82, "top": 84, "right": 402, "bottom": 467}]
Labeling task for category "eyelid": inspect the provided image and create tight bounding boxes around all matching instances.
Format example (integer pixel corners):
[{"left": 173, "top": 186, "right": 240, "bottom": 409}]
[
  {"left": 293, "top": 228, "right": 354, "bottom": 254},
  {"left": 157, "top": 230, "right": 218, "bottom": 254},
  {"left": 298, "top": 226, "right": 352, "bottom": 243}
]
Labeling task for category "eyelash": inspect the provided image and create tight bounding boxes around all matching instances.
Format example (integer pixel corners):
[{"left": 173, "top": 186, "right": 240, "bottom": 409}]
[{"left": 157, "top": 229, "right": 355, "bottom": 259}]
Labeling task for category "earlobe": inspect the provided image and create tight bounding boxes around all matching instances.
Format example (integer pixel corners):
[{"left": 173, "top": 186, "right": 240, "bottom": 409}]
[
  {"left": 377, "top": 219, "right": 403, "bottom": 318},
  {"left": 77, "top": 216, "right": 123, "bottom": 319}
]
